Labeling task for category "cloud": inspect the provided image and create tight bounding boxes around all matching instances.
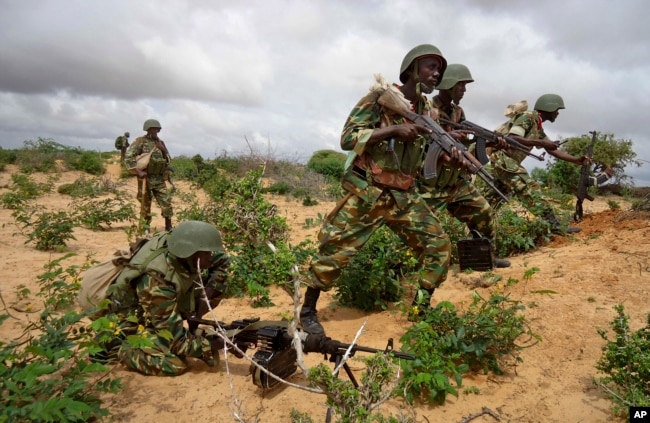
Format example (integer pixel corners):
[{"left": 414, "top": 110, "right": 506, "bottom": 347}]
[{"left": 0, "top": 0, "right": 648, "bottom": 184}]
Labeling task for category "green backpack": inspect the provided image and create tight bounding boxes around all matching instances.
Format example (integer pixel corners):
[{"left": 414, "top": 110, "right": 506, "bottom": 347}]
[{"left": 77, "top": 234, "right": 165, "bottom": 316}]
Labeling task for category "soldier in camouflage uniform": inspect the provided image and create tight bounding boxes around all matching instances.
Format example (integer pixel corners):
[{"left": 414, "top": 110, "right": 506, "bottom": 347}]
[
  {"left": 126, "top": 119, "right": 174, "bottom": 232},
  {"left": 103, "top": 221, "right": 229, "bottom": 376},
  {"left": 422, "top": 64, "right": 510, "bottom": 268},
  {"left": 300, "top": 44, "right": 467, "bottom": 335},
  {"left": 114, "top": 131, "right": 130, "bottom": 163},
  {"left": 481, "top": 94, "right": 590, "bottom": 234}
]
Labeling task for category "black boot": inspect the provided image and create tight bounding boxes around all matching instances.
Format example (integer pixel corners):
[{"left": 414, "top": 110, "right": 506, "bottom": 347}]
[
  {"left": 300, "top": 286, "right": 325, "bottom": 335},
  {"left": 544, "top": 210, "right": 581, "bottom": 235},
  {"left": 489, "top": 240, "right": 510, "bottom": 268},
  {"left": 165, "top": 217, "right": 173, "bottom": 231}
]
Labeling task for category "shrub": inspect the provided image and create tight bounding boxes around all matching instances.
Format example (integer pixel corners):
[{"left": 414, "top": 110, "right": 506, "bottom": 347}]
[
  {"left": 335, "top": 226, "right": 418, "bottom": 311},
  {"left": 307, "top": 149, "right": 346, "bottom": 180},
  {"left": 0, "top": 255, "right": 122, "bottom": 422},
  {"left": 14, "top": 206, "right": 76, "bottom": 251},
  {"left": 595, "top": 305, "right": 650, "bottom": 418},
  {"left": 70, "top": 151, "right": 105, "bottom": 175},
  {"left": 399, "top": 291, "right": 540, "bottom": 404}
]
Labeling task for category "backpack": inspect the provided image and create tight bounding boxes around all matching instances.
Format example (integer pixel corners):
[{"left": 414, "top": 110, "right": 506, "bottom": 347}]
[
  {"left": 77, "top": 236, "right": 154, "bottom": 313},
  {"left": 115, "top": 136, "right": 123, "bottom": 150}
]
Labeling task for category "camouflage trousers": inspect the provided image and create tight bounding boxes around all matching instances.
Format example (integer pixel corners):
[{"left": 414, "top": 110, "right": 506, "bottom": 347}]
[
  {"left": 113, "top": 275, "right": 212, "bottom": 376},
  {"left": 419, "top": 177, "right": 495, "bottom": 240},
  {"left": 478, "top": 150, "right": 551, "bottom": 217},
  {"left": 138, "top": 175, "right": 173, "bottom": 226},
  {"left": 309, "top": 187, "right": 451, "bottom": 291}
]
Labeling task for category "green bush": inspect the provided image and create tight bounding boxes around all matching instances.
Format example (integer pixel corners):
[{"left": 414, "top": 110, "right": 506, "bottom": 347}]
[
  {"left": 307, "top": 149, "right": 346, "bottom": 180},
  {"left": 595, "top": 305, "right": 650, "bottom": 418},
  {"left": 169, "top": 155, "right": 199, "bottom": 180},
  {"left": 72, "top": 197, "right": 136, "bottom": 230},
  {"left": 14, "top": 206, "right": 76, "bottom": 251},
  {"left": 399, "top": 291, "right": 539, "bottom": 404},
  {"left": 70, "top": 151, "right": 105, "bottom": 175},
  {"left": 335, "top": 226, "right": 418, "bottom": 311},
  {"left": 0, "top": 255, "right": 123, "bottom": 422}
]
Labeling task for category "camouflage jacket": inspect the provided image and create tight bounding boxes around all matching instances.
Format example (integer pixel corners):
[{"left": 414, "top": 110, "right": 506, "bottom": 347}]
[
  {"left": 125, "top": 135, "right": 170, "bottom": 176},
  {"left": 498, "top": 110, "right": 549, "bottom": 164},
  {"left": 341, "top": 84, "right": 429, "bottom": 191}
]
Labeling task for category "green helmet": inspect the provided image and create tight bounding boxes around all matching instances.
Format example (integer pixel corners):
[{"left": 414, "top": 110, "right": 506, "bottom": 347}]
[
  {"left": 167, "top": 220, "right": 224, "bottom": 259},
  {"left": 436, "top": 63, "right": 474, "bottom": 91},
  {"left": 124, "top": 131, "right": 130, "bottom": 137},
  {"left": 534, "top": 94, "right": 565, "bottom": 113},
  {"left": 143, "top": 119, "right": 162, "bottom": 131},
  {"left": 399, "top": 44, "right": 447, "bottom": 84}
]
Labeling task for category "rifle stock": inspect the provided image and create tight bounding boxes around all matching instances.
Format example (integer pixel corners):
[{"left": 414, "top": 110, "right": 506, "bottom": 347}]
[
  {"left": 574, "top": 131, "right": 597, "bottom": 222},
  {"left": 377, "top": 89, "right": 508, "bottom": 203}
]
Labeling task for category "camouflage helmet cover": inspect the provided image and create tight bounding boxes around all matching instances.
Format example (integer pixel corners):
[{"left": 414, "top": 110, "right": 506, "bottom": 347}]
[
  {"left": 143, "top": 119, "right": 162, "bottom": 131},
  {"left": 124, "top": 131, "right": 130, "bottom": 137},
  {"left": 399, "top": 44, "right": 447, "bottom": 84},
  {"left": 436, "top": 63, "right": 474, "bottom": 91},
  {"left": 534, "top": 94, "right": 566, "bottom": 113},
  {"left": 167, "top": 220, "right": 224, "bottom": 259}
]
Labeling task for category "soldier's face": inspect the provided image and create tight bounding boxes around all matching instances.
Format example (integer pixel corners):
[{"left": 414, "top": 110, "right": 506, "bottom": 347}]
[
  {"left": 450, "top": 81, "right": 468, "bottom": 104},
  {"left": 192, "top": 251, "right": 213, "bottom": 271},
  {"left": 417, "top": 57, "right": 443, "bottom": 93},
  {"left": 147, "top": 128, "right": 161, "bottom": 139}
]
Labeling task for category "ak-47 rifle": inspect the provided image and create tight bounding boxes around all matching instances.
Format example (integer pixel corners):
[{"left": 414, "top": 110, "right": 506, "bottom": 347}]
[
  {"left": 376, "top": 89, "right": 508, "bottom": 203},
  {"left": 574, "top": 131, "right": 598, "bottom": 222},
  {"left": 439, "top": 118, "right": 545, "bottom": 164},
  {"left": 186, "top": 316, "right": 415, "bottom": 390}
]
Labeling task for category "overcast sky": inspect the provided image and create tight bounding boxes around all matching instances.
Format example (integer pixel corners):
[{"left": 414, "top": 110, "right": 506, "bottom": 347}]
[{"left": 1, "top": 0, "right": 649, "bottom": 185}]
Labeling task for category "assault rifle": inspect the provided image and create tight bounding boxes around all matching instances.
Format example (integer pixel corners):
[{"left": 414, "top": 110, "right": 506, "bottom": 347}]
[
  {"left": 186, "top": 316, "right": 416, "bottom": 389},
  {"left": 377, "top": 89, "right": 508, "bottom": 203},
  {"left": 439, "top": 118, "right": 545, "bottom": 164},
  {"left": 574, "top": 131, "right": 597, "bottom": 222}
]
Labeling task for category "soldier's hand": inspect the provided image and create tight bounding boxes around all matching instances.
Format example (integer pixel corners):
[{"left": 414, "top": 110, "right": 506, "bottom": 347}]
[
  {"left": 448, "top": 129, "right": 472, "bottom": 142},
  {"left": 392, "top": 123, "right": 431, "bottom": 142},
  {"left": 541, "top": 140, "right": 559, "bottom": 151},
  {"left": 493, "top": 136, "right": 509, "bottom": 150},
  {"left": 576, "top": 155, "right": 594, "bottom": 166}
]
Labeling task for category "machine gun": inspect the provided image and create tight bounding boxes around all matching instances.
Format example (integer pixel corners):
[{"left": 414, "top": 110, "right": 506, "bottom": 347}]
[
  {"left": 186, "top": 316, "right": 415, "bottom": 390},
  {"left": 438, "top": 118, "right": 545, "bottom": 164},
  {"left": 574, "top": 131, "right": 598, "bottom": 222},
  {"left": 376, "top": 89, "right": 508, "bottom": 203}
]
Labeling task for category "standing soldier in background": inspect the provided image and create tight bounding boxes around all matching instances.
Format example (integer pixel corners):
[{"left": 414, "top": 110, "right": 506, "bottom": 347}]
[
  {"left": 125, "top": 119, "right": 174, "bottom": 233},
  {"left": 422, "top": 63, "right": 510, "bottom": 268},
  {"left": 115, "top": 131, "right": 130, "bottom": 163},
  {"left": 481, "top": 94, "right": 590, "bottom": 234}
]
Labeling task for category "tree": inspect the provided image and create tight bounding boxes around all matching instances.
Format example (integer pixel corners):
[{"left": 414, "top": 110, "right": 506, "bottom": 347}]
[{"left": 543, "top": 132, "right": 640, "bottom": 194}]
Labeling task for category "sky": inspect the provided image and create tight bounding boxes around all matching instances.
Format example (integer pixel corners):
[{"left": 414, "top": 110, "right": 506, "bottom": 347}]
[{"left": 1, "top": 0, "right": 649, "bottom": 185}]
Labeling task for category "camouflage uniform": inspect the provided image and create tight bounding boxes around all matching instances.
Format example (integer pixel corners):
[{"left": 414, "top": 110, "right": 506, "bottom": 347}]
[
  {"left": 115, "top": 134, "right": 129, "bottom": 163},
  {"left": 125, "top": 135, "right": 174, "bottom": 226},
  {"left": 419, "top": 96, "right": 494, "bottom": 240},
  {"left": 480, "top": 110, "right": 550, "bottom": 216},
  {"left": 308, "top": 85, "right": 451, "bottom": 292},
  {"left": 106, "top": 231, "right": 229, "bottom": 376}
]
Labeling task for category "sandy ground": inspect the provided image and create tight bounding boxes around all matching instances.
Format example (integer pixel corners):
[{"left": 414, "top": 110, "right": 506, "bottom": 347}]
[{"left": 1, "top": 161, "right": 649, "bottom": 423}]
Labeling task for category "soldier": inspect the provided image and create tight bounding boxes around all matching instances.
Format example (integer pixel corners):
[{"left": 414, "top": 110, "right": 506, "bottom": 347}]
[
  {"left": 99, "top": 221, "right": 229, "bottom": 376},
  {"left": 299, "top": 44, "right": 466, "bottom": 335},
  {"left": 114, "top": 131, "right": 130, "bottom": 163},
  {"left": 125, "top": 119, "right": 174, "bottom": 232},
  {"left": 481, "top": 94, "right": 590, "bottom": 234},
  {"left": 422, "top": 64, "right": 510, "bottom": 268}
]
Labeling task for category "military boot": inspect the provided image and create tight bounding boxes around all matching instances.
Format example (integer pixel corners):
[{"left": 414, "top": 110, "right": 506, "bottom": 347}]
[
  {"left": 300, "top": 286, "right": 325, "bottom": 335},
  {"left": 543, "top": 210, "right": 581, "bottom": 235}
]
